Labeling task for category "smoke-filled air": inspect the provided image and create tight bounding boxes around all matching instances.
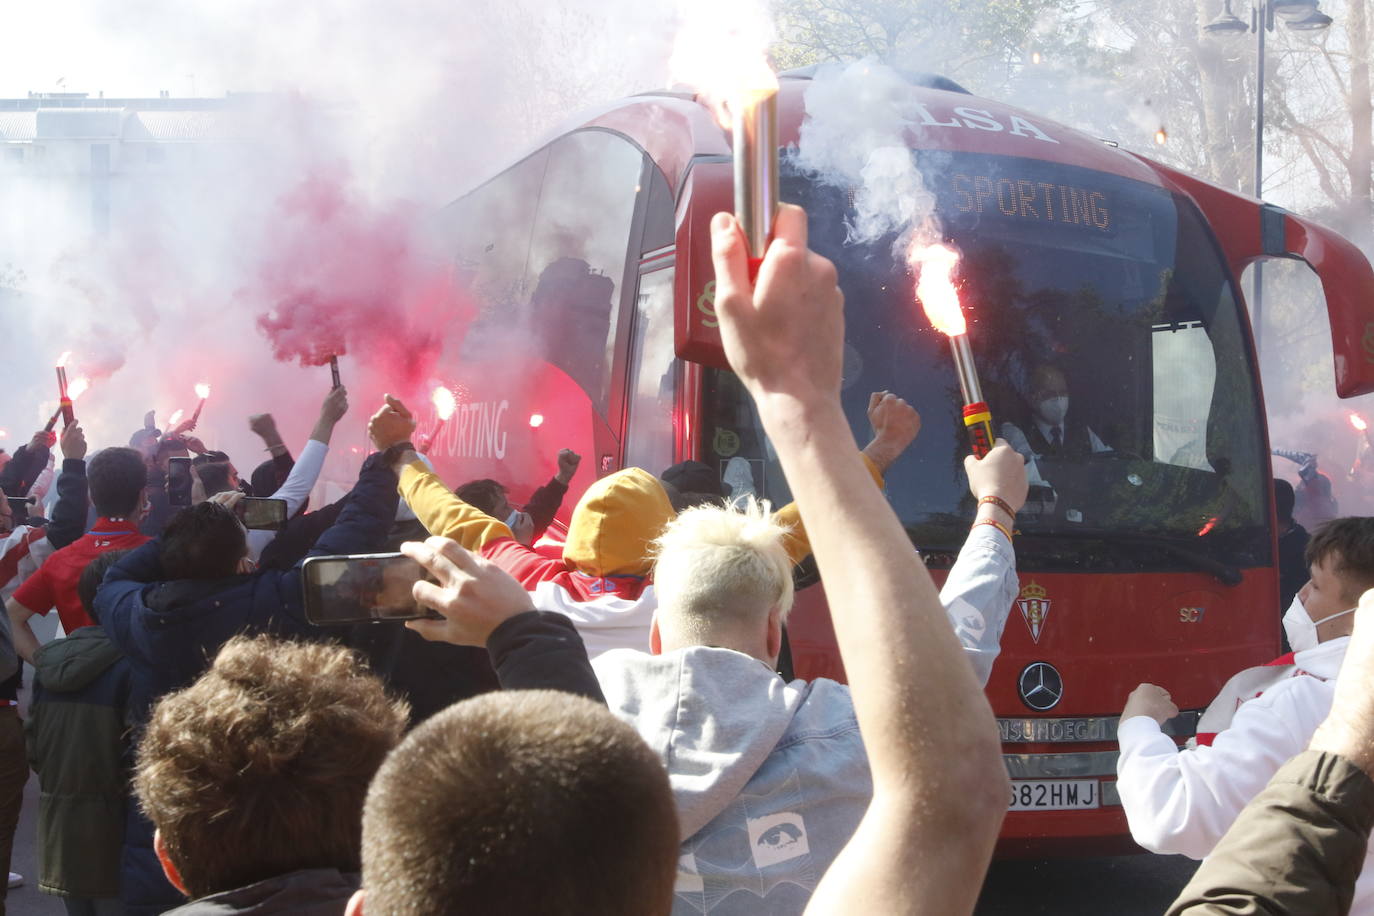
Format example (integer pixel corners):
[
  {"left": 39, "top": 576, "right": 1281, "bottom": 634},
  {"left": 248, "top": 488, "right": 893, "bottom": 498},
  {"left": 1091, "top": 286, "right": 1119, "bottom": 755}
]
[{"left": 6, "top": 0, "right": 1374, "bottom": 912}]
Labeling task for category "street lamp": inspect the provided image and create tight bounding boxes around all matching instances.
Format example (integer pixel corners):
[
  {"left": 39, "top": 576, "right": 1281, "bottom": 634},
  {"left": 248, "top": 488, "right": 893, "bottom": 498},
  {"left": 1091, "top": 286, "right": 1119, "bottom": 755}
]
[{"left": 1205, "top": 0, "right": 1332, "bottom": 353}]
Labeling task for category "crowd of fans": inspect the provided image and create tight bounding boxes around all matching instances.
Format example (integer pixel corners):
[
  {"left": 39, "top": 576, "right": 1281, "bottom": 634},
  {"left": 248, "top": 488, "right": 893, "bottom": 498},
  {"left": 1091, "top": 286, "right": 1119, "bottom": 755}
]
[{"left": 0, "top": 205, "right": 1372, "bottom": 915}]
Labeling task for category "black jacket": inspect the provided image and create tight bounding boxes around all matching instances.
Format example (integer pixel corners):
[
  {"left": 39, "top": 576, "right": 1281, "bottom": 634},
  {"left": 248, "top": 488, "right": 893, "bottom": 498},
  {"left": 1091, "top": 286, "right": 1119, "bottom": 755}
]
[
  {"left": 524, "top": 476, "right": 569, "bottom": 541},
  {"left": 488, "top": 611, "right": 604, "bottom": 703},
  {"left": 0, "top": 441, "right": 51, "bottom": 497},
  {"left": 164, "top": 868, "right": 358, "bottom": 916}
]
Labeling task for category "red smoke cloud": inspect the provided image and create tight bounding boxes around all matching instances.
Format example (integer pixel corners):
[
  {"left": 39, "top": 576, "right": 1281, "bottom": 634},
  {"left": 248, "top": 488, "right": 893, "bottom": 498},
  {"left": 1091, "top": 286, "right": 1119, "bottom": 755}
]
[{"left": 251, "top": 169, "right": 470, "bottom": 390}]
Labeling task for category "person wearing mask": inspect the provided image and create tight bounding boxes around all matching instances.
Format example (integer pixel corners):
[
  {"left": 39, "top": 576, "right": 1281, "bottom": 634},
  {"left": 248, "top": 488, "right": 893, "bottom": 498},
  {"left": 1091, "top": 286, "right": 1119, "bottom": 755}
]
[
  {"left": 454, "top": 448, "right": 582, "bottom": 546},
  {"left": 1116, "top": 517, "right": 1374, "bottom": 911},
  {"left": 1001, "top": 364, "right": 1111, "bottom": 462}
]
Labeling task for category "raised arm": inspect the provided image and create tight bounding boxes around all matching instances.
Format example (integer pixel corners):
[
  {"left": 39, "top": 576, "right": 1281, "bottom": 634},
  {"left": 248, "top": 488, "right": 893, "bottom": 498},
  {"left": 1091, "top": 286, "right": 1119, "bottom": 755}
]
[
  {"left": 47, "top": 423, "right": 90, "bottom": 550},
  {"left": 0, "top": 431, "right": 55, "bottom": 497},
  {"left": 369, "top": 396, "right": 514, "bottom": 550},
  {"left": 270, "top": 386, "right": 349, "bottom": 516},
  {"left": 710, "top": 206, "right": 1007, "bottom": 916},
  {"left": 249, "top": 413, "right": 296, "bottom": 487},
  {"left": 773, "top": 392, "right": 914, "bottom": 564},
  {"left": 942, "top": 440, "right": 1026, "bottom": 685},
  {"left": 524, "top": 448, "right": 580, "bottom": 539}
]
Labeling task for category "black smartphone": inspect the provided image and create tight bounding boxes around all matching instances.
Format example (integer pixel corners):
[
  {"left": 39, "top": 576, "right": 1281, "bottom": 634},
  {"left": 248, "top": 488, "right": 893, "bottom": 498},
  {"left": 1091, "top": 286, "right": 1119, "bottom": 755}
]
[
  {"left": 6, "top": 496, "right": 33, "bottom": 522},
  {"left": 301, "top": 553, "right": 442, "bottom": 625},
  {"left": 236, "top": 496, "right": 288, "bottom": 530},
  {"left": 167, "top": 457, "right": 193, "bottom": 508}
]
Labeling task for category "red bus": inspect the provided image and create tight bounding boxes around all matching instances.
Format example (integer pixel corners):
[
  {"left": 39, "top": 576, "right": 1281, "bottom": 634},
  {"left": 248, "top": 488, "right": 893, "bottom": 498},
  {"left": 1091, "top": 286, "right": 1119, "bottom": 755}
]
[{"left": 427, "top": 69, "right": 1374, "bottom": 853}]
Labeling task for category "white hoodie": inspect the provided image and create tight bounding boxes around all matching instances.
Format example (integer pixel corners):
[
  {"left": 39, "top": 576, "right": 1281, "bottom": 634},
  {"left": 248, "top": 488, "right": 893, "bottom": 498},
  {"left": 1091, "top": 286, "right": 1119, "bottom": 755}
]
[{"left": 1116, "top": 637, "right": 1373, "bottom": 911}]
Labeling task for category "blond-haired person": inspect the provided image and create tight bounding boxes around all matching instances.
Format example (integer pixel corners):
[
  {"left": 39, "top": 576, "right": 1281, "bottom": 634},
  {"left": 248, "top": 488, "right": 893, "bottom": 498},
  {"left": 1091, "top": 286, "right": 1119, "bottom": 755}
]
[{"left": 592, "top": 436, "right": 1025, "bottom": 916}]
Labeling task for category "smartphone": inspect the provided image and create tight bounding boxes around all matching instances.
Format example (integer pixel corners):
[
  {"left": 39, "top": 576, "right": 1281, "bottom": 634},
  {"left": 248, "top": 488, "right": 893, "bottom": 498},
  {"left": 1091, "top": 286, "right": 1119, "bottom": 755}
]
[
  {"left": 301, "top": 553, "right": 442, "bottom": 625},
  {"left": 236, "top": 497, "right": 288, "bottom": 531},
  {"left": 6, "top": 496, "right": 33, "bottom": 522},
  {"left": 167, "top": 457, "right": 193, "bottom": 508}
]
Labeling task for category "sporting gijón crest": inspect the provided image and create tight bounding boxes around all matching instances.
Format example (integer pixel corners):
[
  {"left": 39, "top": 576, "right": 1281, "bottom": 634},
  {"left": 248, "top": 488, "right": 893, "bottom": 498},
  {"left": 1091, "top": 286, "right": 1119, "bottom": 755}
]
[{"left": 1018, "top": 581, "right": 1051, "bottom": 643}]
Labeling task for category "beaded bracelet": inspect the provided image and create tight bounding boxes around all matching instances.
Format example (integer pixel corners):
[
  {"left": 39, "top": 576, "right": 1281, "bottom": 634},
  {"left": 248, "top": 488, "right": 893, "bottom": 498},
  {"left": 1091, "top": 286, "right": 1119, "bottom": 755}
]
[
  {"left": 978, "top": 495, "right": 1017, "bottom": 519},
  {"left": 974, "top": 518, "right": 1013, "bottom": 542}
]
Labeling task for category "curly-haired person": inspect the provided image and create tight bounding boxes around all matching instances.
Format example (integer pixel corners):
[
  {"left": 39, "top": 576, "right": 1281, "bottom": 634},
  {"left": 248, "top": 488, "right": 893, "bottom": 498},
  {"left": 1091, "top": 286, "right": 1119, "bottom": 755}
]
[{"left": 133, "top": 636, "right": 408, "bottom": 915}]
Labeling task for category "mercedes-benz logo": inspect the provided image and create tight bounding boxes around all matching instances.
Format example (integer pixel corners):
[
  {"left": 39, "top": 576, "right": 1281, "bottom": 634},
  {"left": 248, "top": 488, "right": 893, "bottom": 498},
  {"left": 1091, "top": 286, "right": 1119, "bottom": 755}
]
[{"left": 1018, "top": 662, "right": 1064, "bottom": 712}]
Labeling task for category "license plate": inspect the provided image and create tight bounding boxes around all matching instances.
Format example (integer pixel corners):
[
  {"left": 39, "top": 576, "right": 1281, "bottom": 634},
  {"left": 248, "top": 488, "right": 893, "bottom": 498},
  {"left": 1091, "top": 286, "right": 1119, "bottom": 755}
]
[{"left": 1008, "top": 779, "right": 1101, "bottom": 811}]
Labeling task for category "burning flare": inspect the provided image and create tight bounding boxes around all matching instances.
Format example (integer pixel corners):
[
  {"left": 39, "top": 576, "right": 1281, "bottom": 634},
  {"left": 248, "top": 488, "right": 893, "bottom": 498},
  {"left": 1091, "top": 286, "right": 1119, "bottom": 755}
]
[
  {"left": 529, "top": 413, "right": 545, "bottom": 429},
  {"left": 1154, "top": 128, "right": 1168, "bottom": 146},
  {"left": 668, "top": 0, "right": 778, "bottom": 126},
  {"left": 56, "top": 351, "right": 71, "bottom": 369},
  {"left": 168, "top": 409, "right": 185, "bottom": 428},
  {"left": 194, "top": 382, "right": 212, "bottom": 400},
  {"left": 67, "top": 377, "right": 90, "bottom": 401},
  {"left": 907, "top": 242, "right": 966, "bottom": 336},
  {"left": 1350, "top": 413, "right": 1368, "bottom": 432},
  {"left": 431, "top": 386, "right": 457, "bottom": 422}
]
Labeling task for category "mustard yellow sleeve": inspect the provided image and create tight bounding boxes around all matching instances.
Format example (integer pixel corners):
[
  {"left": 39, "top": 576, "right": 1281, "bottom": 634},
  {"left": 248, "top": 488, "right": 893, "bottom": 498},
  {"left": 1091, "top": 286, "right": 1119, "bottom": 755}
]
[
  {"left": 398, "top": 459, "right": 513, "bottom": 550},
  {"left": 775, "top": 454, "right": 885, "bottom": 565}
]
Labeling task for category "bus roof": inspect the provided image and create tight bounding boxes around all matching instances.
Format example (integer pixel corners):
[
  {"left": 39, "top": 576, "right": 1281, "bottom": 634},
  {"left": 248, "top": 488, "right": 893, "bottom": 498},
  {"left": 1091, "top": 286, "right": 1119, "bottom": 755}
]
[{"left": 581, "top": 70, "right": 1166, "bottom": 194}]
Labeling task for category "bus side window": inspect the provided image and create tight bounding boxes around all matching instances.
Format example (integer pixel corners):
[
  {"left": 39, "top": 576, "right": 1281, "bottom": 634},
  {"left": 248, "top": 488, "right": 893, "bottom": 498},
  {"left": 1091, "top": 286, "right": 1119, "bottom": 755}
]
[
  {"left": 523, "top": 130, "right": 646, "bottom": 417},
  {"left": 444, "top": 148, "right": 549, "bottom": 311},
  {"left": 623, "top": 269, "right": 678, "bottom": 475}
]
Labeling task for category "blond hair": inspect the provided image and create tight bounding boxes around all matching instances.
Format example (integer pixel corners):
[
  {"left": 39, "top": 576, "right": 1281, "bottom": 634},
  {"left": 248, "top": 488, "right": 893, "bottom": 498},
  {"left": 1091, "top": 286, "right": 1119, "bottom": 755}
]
[{"left": 651, "top": 497, "right": 795, "bottom": 643}]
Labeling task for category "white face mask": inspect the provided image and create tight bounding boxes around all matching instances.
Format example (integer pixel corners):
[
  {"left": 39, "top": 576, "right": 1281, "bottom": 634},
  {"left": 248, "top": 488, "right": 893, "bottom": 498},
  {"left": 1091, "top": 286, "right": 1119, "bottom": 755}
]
[
  {"left": 1283, "top": 594, "right": 1357, "bottom": 653},
  {"left": 1036, "top": 396, "right": 1069, "bottom": 426}
]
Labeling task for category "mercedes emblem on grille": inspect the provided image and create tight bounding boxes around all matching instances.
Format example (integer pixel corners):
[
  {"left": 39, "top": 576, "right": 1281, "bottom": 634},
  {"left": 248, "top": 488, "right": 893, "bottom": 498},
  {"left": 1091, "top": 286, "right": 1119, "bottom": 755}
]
[{"left": 1018, "top": 662, "right": 1064, "bottom": 712}]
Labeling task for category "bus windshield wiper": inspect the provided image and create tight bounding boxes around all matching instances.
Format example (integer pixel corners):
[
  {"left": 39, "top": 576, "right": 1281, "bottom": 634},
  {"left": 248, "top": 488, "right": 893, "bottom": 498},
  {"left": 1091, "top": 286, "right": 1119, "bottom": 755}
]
[{"left": 1015, "top": 527, "right": 1243, "bottom": 586}]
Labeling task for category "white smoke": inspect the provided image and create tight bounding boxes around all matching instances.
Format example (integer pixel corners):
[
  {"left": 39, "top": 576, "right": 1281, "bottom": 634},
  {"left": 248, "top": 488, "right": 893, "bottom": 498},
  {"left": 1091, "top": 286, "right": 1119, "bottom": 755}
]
[{"left": 792, "top": 60, "right": 941, "bottom": 251}]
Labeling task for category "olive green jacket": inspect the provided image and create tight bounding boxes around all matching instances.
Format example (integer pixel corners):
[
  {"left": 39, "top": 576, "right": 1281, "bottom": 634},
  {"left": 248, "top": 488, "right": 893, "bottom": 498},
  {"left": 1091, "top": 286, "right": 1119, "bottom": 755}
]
[{"left": 1168, "top": 750, "right": 1374, "bottom": 916}]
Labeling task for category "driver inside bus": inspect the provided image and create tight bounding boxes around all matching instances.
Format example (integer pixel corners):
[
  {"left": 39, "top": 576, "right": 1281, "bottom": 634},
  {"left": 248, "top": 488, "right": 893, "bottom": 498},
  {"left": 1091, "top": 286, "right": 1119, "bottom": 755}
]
[{"left": 1001, "top": 364, "right": 1112, "bottom": 465}]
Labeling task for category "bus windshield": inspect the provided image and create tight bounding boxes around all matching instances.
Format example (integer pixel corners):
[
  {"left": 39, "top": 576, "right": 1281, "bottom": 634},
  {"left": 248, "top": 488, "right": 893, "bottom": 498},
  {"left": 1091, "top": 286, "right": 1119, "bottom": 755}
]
[{"left": 704, "top": 151, "right": 1272, "bottom": 574}]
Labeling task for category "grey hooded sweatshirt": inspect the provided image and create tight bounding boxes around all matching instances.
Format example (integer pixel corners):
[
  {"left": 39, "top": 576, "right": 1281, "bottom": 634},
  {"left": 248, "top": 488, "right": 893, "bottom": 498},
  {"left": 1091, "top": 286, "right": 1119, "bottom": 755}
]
[
  {"left": 595, "top": 647, "right": 867, "bottom": 915},
  {"left": 592, "top": 522, "right": 1018, "bottom": 915}
]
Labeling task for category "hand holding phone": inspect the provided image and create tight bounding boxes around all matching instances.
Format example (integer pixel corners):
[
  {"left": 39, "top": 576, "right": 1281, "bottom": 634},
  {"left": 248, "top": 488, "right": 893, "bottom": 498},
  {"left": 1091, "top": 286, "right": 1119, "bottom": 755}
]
[
  {"left": 401, "top": 536, "right": 536, "bottom": 646},
  {"left": 302, "top": 553, "right": 442, "bottom": 625}
]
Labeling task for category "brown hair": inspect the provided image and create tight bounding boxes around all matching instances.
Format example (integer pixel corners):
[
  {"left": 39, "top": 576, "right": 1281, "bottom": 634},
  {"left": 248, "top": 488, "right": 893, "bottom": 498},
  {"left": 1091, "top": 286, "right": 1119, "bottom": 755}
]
[
  {"left": 134, "top": 636, "right": 409, "bottom": 899},
  {"left": 361, "top": 690, "right": 678, "bottom": 915},
  {"left": 1306, "top": 517, "right": 1374, "bottom": 602},
  {"left": 455, "top": 478, "right": 507, "bottom": 517}
]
